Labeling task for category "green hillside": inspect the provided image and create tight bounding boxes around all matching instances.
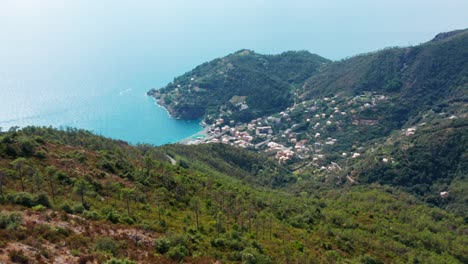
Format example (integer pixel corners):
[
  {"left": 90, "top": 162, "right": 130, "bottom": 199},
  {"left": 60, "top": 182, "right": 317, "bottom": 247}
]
[
  {"left": 148, "top": 50, "right": 329, "bottom": 123},
  {"left": 144, "top": 30, "right": 467, "bottom": 220},
  {"left": 301, "top": 29, "right": 468, "bottom": 124},
  {"left": 1, "top": 127, "right": 467, "bottom": 263}
]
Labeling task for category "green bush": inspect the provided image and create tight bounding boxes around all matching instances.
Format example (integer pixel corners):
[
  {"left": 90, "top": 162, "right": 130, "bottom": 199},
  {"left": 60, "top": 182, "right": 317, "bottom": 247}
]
[
  {"left": 155, "top": 238, "right": 171, "bottom": 254},
  {"left": 9, "top": 249, "right": 29, "bottom": 264},
  {"left": 60, "top": 203, "right": 73, "bottom": 214},
  {"left": 359, "top": 254, "right": 384, "bottom": 264},
  {"left": 167, "top": 244, "right": 189, "bottom": 261},
  {"left": 0, "top": 211, "right": 22, "bottom": 230},
  {"left": 211, "top": 237, "right": 226, "bottom": 248},
  {"left": 7, "top": 192, "right": 35, "bottom": 207},
  {"left": 83, "top": 210, "right": 100, "bottom": 220},
  {"left": 105, "top": 258, "right": 135, "bottom": 264},
  {"left": 72, "top": 204, "right": 85, "bottom": 214},
  {"left": 241, "top": 247, "right": 273, "bottom": 264},
  {"left": 5, "top": 192, "right": 52, "bottom": 208},
  {"left": 121, "top": 215, "right": 135, "bottom": 225},
  {"left": 32, "top": 204, "right": 47, "bottom": 211},
  {"left": 105, "top": 210, "right": 121, "bottom": 224},
  {"left": 35, "top": 192, "right": 52, "bottom": 208},
  {"left": 94, "top": 237, "right": 120, "bottom": 256}
]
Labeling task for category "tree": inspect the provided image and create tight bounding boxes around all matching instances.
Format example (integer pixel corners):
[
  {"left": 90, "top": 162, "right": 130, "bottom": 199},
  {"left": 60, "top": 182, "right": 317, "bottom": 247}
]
[
  {"left": 0, "top": 170, "right": 4, "bottom": 197},
  {"left": 190, "top": 197, "right": 201, "bottom": 230},
  {"left": 120, "top": 188, "right": 135, "bottom": 216},
  {"left": 11, "top": 158, "right": 31, "bottom": 192},
  {"left": 45, "top": 166, "right": 58, "bottom": 202},
  {"left": 73, "top": 178, "right": 93, "bottom": 207},
  {"left": 216, "top": 212, "right": 226, "bottom": 237},
  {"left": 28, "top": 171, "right": 43, "bottom": 194},
  {"left": 154, "top": 188, "right": 166, "bottom": 221}
]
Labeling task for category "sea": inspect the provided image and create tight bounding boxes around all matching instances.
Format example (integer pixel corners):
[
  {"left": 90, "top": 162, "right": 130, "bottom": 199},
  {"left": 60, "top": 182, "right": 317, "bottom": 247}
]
[{"left": 0, "top": 68, "right": 202, "bottom": 145}]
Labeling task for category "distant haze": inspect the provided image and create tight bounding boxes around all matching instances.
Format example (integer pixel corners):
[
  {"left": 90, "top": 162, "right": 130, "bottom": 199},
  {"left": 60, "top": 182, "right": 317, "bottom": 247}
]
[{"left": 0, "top": 0, "right": 466, "bottom": 144}]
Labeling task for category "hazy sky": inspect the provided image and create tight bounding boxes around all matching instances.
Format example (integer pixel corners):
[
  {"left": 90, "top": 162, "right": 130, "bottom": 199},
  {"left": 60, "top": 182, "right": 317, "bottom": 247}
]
[{"left": 0, "top": 0, "right": 467, "bottom": 83}]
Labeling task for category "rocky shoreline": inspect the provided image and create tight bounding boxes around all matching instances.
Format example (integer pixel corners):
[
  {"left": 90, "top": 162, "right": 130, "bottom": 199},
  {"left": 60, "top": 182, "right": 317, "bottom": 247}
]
[
  {"left": 147, "top": 89, "right": 178, "bottom": 118},
  {"left": 148, "top": 88, "right": 208, "bottom": 144}
]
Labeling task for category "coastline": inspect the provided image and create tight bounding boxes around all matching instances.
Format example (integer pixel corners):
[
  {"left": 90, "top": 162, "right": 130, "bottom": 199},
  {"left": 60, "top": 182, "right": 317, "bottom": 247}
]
[
  {"left": 178, "top": 125, "right": 211, "bottom": 145},
  {"left": 148, "top": 91, "right": 208, "bottom": 144},
  {"left": 149, "top": 93, "right": 179, "bottom": 119}
]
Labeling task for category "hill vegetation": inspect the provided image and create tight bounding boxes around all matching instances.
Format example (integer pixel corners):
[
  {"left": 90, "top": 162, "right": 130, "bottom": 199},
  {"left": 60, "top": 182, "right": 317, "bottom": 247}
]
[
  {"left": 0, "top": 127, "right": 467, "bottom": 263},
  {"left": 145, "top": 29, "right": 467, "bottom": 222},
  {"left": 148, "top": 50, "right": 329, "bottom": 123}
]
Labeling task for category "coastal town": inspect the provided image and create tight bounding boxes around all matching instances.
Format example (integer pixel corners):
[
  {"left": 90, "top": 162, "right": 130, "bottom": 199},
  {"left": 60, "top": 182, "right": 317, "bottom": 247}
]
[{"left": 182, "top": 92, "right": 398, "bottom": 171}]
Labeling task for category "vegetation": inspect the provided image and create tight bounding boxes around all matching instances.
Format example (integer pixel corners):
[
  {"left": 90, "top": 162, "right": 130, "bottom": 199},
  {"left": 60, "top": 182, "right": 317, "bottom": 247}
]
[
  {"left": 0, "top": 126, "right": 466, "bottom": 263},
  {"left": 149, "top": 50, "right": 329, "bottom": 123}
]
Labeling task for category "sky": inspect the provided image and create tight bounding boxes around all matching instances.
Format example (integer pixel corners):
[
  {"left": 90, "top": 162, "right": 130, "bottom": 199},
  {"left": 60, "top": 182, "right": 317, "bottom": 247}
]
[{"left": 1, "top": 0, "right": 466, "bottom": 68}]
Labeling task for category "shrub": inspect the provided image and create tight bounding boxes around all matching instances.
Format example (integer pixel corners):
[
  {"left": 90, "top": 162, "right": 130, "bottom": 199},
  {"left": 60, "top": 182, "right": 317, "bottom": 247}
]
[
  {"left": 121, "top": 215, "right": 135, "bottom": 225},
  {"left": 72, "top": 204, "right": 85, "bottom": 214},
  {"left": 94, "top": 237, "right": 120, "bottom": 256},
  {"left": 155, "top": 238, "right": 171, "bottom": 254},
  {"left": 7, "top": 192, "right": 35, "bottom": 207},
  {"left": 35, "top": 193, "right": 52, "bottom": 208},
  {"left": 241, "top": 247, "right": 273, "bottom": 264},
  {"left": 60, "top": 203, "right": 73, "bottom": 214},
  {"left": 105, "top": 211, "right": 121, "bottom": 224},
  {"left": 35, "top": 149, "right": 47, "bottom": 159},
  {"left": 6, "top": 192, "right": 53, "bottom": 209},
  {"left": 211, "top": 237, "right": 226, "bottom": 248},
  {"left": 167, "top": 245, "right": 189, "bottom": 261},
  {"left": 105, "top": 258, "right": 135, "bottom": 264},
  {"left": 32, "top": 205, "right": 47, "bottom": 211},
  {"left": 83, "top": 210, "right": 100, "bottom": 220},
  {"left": 360, "top": 254, "right": 384, "bottom": 264},
  {"left": 9, "top": 249, "right": 29, "bottom": 264},
  {"left": 0, "top": 211, "right": 22, "bottom": 230}
]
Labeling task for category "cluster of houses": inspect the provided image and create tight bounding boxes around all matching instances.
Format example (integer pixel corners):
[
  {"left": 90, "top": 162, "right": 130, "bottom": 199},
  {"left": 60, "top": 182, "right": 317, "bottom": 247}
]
[{"left": 187, "top": 93, "right": 394, "bottom": 167}]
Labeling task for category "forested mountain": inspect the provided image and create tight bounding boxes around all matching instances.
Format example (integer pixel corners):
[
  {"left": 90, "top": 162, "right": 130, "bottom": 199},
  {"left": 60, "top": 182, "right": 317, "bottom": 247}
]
[
  {"left": 301, "top": 28, "right": 468, "bottom": 126},
  {"left": 148, "top": 50, "right": 329, "bottom": 122},
  {"left": 145, "top": 29, "right": 467, "bottom": 222},
  {"left": 150, "top": 29, "right": 467, "bottom": 127},
  {"left": 0, "top": 127, "right": 467, "bottom": 263}
]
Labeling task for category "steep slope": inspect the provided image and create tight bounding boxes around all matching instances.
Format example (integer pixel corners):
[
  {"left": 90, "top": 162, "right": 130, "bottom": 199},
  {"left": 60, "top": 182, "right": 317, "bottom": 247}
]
[
  {"left": 349, "top": 117, "right": 468, "bottom": 219},
  {"left": 148, "top": 50, "right": 330, "bottom": 122},
  {"left": 1, "top": 127, "right": 467, "bottom": 263},
  {"left": 145, "top": 30, "right": 467, "bottom": 211},
  {"left": 302, "top": 29, "right": 468, "bottom": 122}
]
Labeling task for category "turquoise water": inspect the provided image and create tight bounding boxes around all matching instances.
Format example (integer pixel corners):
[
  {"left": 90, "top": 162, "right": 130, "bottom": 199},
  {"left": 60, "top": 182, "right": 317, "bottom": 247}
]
[
  {"left": 1, "top": 1, "right": 465, "bottom": 145},
  {"left": 0, "top": 73, "right": 202, "bottom": 145}
]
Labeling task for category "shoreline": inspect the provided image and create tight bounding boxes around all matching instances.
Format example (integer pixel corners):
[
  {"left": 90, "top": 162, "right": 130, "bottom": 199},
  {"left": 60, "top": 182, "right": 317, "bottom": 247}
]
[
  {"left": 148, "top": 93, "right": 208, "bottom": 144},
  {"left": 150, "top": 96, "right": 177, "bottom": 119},
  {"left": 178, "top": 124, "right": 211, "bottom": 145}
]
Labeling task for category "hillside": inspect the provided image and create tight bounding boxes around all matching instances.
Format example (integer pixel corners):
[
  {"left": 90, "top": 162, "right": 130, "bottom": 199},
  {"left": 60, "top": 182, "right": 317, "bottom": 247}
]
[
  {"left": 1, "top": 127, "right": 467, "bottom": 263},
  {"left": 147, "top": 30, "right": 467, "bottom": 216},
  {"left": 301, "top": 28, "right": 468, "bottom": 122},
  {"left": 148, "top": 50, "right": 329, "bottom": 122}
]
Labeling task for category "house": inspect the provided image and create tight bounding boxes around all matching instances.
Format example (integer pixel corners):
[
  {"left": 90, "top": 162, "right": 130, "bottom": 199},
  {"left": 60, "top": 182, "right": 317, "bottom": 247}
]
[
  {"left": 276, "top": 149, "right": 295, "bottom": 163},
  {"left": 405, "top": 127, "right": 417, "bottom": 136},
  {"left": 256, "top": 126, "right": 273, "bottom": 135},
  {"left": 221, "top": 125, "right": 230, "bottom": 133}
]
